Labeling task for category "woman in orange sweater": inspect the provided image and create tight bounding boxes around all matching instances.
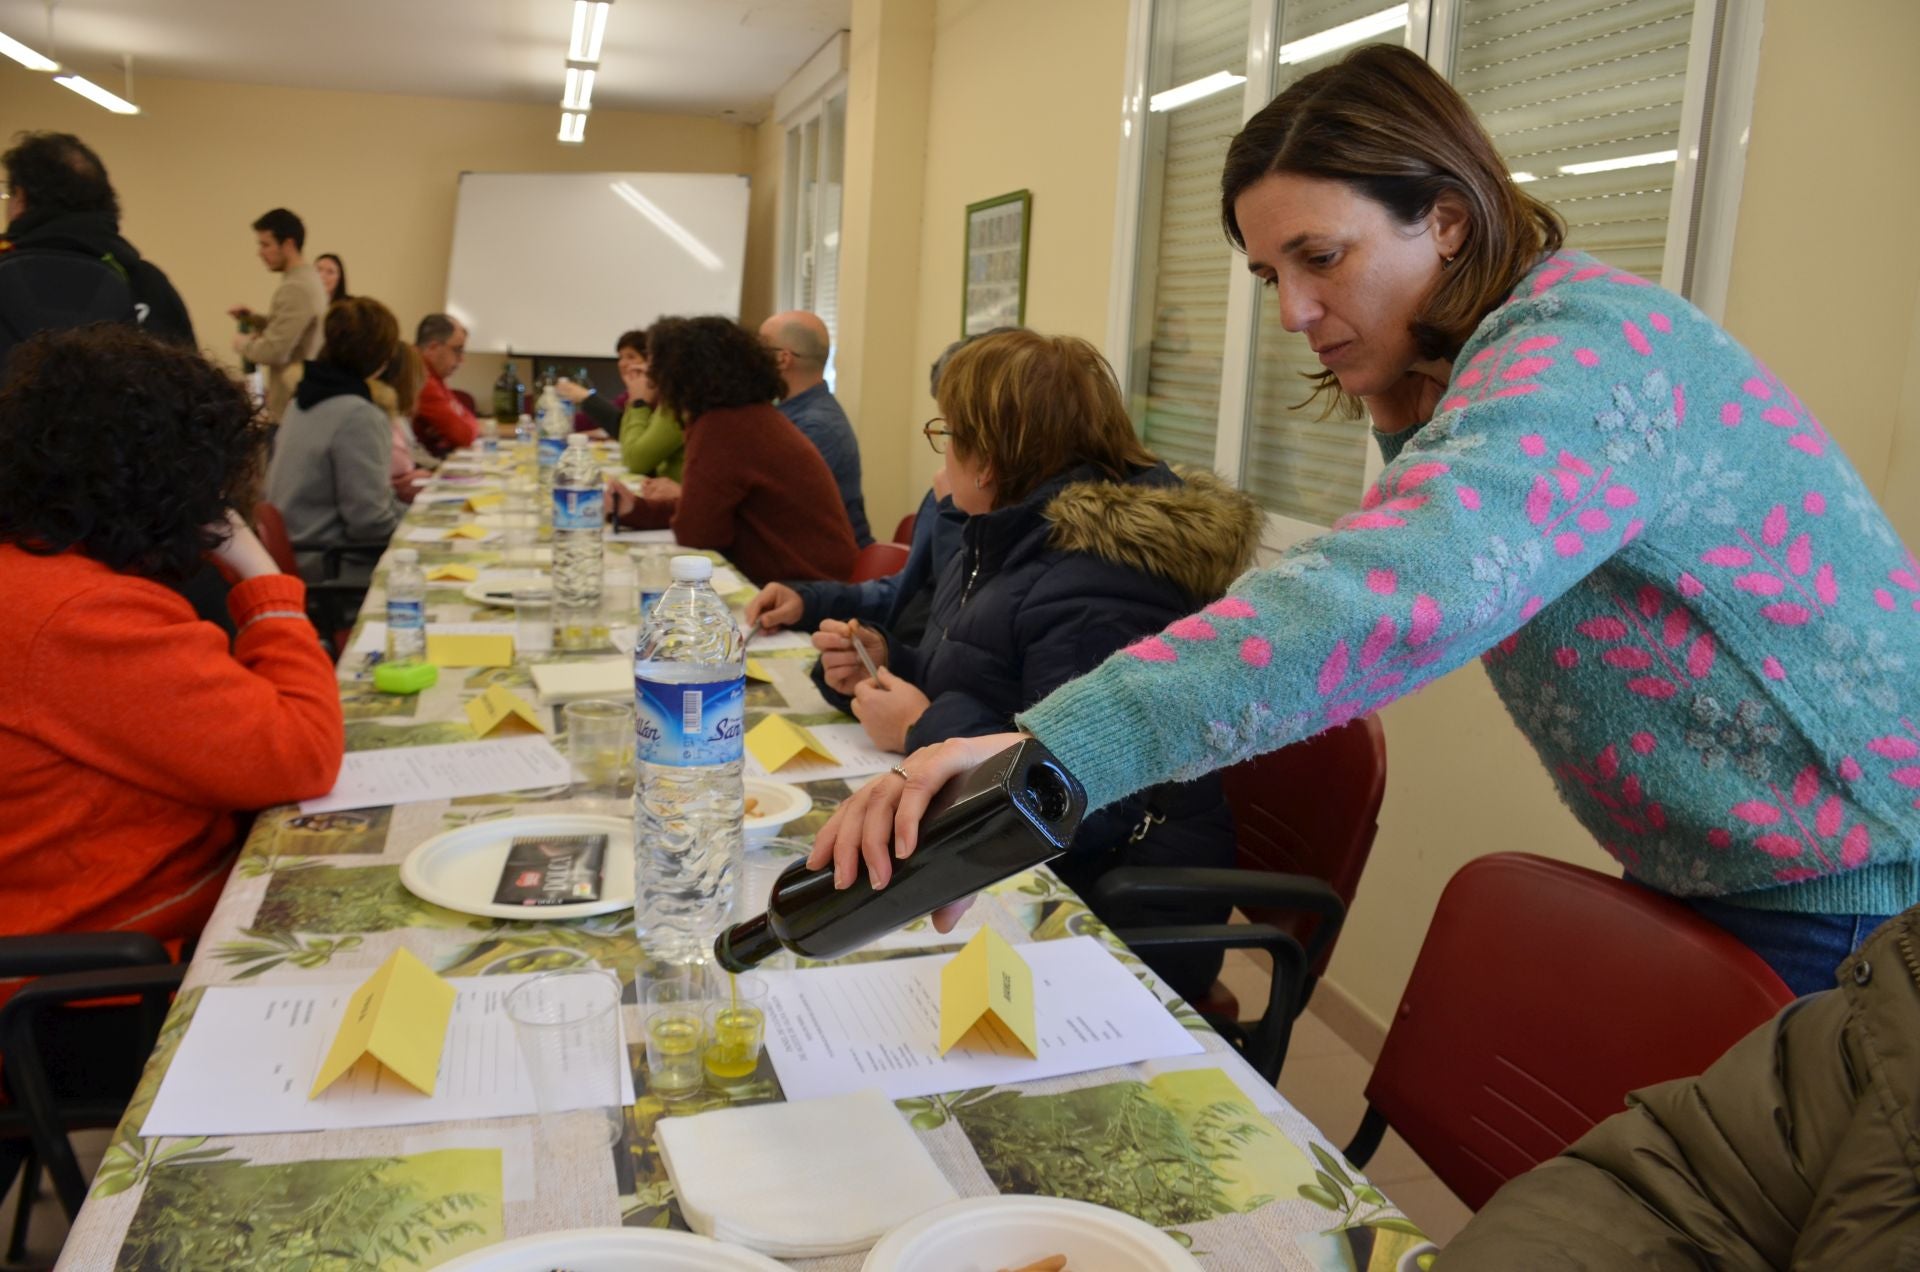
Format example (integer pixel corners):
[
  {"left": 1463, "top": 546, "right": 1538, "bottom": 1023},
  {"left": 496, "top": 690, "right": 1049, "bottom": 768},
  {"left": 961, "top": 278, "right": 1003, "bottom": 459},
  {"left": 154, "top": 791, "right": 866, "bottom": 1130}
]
[{"left": 0, "top": 327, "right": 345, "bottom": 952}]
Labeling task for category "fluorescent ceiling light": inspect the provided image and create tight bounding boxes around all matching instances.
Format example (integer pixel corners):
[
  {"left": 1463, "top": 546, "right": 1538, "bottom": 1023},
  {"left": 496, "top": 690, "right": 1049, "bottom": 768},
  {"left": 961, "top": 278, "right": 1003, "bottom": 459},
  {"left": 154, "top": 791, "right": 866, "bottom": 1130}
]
[
  {"left": 0, "top": 30, "right": 58, "bottom": 71},
  {"left": 563, "top": 66, "right": 596, "bottom": 111},
  {"left": 558, "top": 111, "right": 587, "bottom": 144},
  {"left": 1509, "top": 171, "right": 1539, "bottom": 183},
  {"left": 569, "top": 1, "right": 611, "bottom": 62},
  {"left": 1277, "top": 4, "right": 1409, "bottom": 65},
  {"left": 609, "top": 181, "right": 723, "bottom": 271},
  {"left": 1559, "top": 149, "right": 1679, "bottom": 176},
  {"left": 1148, "top": 70, "right": 1246, "bottom": 113},
  {"left": 56, "top": 74, "right": 139, "bottom": 114}
]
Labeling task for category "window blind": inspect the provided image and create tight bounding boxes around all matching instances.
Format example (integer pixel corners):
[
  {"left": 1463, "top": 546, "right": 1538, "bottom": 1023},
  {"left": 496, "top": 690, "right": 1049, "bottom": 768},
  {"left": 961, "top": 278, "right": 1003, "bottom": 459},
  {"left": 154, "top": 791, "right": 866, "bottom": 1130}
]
[
  {"left": 1244, "top": 0, "right": 1410, "bottom": 526},
  {"left": 1132, "top": 0, "right": 1251, "bottom": 473},
  {"left": 1455, "top": 0, "right": 1694, "bottom": 284}
]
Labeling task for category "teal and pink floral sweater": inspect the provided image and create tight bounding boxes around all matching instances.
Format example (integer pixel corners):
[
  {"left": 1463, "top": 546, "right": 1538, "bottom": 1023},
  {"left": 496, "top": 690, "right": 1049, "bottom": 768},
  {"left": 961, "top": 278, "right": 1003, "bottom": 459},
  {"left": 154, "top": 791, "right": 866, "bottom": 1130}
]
[{"left": 1020, "top": 251, "right": 1920, "bottom": 916}]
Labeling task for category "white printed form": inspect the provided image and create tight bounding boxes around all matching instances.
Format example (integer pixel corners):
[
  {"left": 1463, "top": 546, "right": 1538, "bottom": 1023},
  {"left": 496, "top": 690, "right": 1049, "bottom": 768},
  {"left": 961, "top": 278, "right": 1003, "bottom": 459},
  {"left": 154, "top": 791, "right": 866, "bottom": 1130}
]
[
  {"left": 142, "top": 975, "right": 634, "bottom": 1137},
  {"left": 757, "top": 936, "right": 1203, "bottom": 1103},
  {"left": 299, "top": 736, "right": 572, "bottom": 814}
]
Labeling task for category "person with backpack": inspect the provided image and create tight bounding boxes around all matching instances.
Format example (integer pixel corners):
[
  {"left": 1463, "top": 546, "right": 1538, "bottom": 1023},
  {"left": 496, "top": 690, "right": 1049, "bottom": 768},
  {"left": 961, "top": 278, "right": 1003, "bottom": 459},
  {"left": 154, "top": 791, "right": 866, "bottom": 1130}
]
[{"left": 0, "top": 130, "right": 195, "bottom": 366}]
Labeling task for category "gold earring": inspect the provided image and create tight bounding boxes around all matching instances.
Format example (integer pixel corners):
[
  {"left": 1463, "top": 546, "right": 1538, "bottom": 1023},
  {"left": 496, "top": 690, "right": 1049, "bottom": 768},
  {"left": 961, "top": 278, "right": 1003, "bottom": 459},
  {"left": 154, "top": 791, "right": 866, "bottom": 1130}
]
[
  {"left": 974, "top": 475, "right": 985, "bottom": 489},
  {"left": 1441, "top": 252, "right": 1458, "bottom": 270}
]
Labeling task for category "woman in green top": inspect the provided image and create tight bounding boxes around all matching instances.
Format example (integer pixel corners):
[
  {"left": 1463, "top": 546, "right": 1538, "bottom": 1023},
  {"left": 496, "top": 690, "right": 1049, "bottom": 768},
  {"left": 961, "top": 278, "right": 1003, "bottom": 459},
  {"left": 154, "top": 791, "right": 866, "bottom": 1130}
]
[{"left": 619, "top": 329, "right": 684, "bottom": 485}]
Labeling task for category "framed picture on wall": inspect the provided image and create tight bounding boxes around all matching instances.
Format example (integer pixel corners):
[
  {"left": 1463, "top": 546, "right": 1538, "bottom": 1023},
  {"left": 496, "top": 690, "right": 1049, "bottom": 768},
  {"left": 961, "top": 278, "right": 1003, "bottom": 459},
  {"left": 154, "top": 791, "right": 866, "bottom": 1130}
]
[{"left": 962, "top": 190, "right": 1031, "bottom": 337}]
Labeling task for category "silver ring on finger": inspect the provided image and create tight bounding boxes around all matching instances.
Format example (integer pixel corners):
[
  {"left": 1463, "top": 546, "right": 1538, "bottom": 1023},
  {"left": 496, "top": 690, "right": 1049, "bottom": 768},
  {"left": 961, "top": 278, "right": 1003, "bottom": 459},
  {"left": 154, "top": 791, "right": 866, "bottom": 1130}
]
[{"left": 890, "top": 764, "right": 911, "bottom": 782}]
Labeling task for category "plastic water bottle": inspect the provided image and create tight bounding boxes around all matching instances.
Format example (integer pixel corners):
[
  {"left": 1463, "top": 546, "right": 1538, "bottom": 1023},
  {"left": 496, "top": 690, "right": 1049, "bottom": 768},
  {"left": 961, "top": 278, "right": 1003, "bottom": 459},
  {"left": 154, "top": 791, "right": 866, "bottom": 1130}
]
[
  {"left": 535, "top": 372, "right": 569, "bottom": 491},
  {"left": 635, "top": 548, "right": 672, "bottom": 627},
  {"left": 552, "top": 434, "right": 606, "bottom": 650},
  {"left": 512, "top": 413, "right": 537, "bottom": 482},
  {"left": 633, "top": 555, "right": 746, "bottom": 963},
  {"left": 386, "top": 549, "right": 426, "bottom": 664}
]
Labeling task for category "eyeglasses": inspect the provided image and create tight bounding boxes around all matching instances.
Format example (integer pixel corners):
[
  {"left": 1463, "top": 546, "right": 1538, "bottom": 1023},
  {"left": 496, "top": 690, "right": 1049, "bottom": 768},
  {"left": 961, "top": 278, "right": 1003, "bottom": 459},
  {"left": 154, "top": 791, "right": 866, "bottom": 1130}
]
[{"left": 922, "top": 417, "right": 951, "bottom": 454}]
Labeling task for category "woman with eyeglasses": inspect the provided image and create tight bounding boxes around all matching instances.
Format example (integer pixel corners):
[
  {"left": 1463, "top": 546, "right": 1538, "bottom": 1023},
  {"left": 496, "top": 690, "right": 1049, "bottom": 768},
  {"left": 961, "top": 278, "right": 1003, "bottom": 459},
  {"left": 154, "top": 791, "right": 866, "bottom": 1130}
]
[
  {"left": 812, "top": 327, "right": 1263, "bottom": 999},
  {"left": 811, "top": 44, "right": 1920, "bottom": 995}
]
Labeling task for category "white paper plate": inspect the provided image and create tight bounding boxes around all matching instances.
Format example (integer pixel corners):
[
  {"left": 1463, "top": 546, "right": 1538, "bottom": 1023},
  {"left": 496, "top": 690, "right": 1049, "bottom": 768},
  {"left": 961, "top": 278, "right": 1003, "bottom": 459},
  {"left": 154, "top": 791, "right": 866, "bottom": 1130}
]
[
  {"left": 436, "top": 1227, "right": 789, "bottom": 1271},
  {"left": 400, "top": 814, "right": 632, "bottom": 920},
  {"left": 863, "top": 1196, "right": 1201, "bottom": 1272},
  {"left": 464, "top": 570, "right": 551, "bottom": 609},
  {"left": 743, "top": 780, "right": 810, "bottom": 843}
]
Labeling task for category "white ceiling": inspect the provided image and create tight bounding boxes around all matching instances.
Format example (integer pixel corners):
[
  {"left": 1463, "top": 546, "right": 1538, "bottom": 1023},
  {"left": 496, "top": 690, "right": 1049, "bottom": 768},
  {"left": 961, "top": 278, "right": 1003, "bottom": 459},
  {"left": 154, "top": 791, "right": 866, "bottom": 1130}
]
[{"left": 0, "top": 0, "right": 850, "bottom": 121}]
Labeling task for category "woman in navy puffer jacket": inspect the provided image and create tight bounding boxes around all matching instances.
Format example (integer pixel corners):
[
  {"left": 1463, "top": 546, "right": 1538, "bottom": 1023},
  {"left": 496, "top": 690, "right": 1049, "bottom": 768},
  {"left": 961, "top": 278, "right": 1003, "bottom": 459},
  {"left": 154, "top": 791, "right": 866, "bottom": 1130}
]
[{"left": 814, "top": 329, "right": 1264, "bottom": 997}]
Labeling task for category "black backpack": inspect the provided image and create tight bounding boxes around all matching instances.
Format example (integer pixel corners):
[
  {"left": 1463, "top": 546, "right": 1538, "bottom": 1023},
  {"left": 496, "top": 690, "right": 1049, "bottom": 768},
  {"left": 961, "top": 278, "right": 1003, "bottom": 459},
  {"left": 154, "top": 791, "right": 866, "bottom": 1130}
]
[{"left": 0, "top": 247, "right": 137, "bottom": 373}]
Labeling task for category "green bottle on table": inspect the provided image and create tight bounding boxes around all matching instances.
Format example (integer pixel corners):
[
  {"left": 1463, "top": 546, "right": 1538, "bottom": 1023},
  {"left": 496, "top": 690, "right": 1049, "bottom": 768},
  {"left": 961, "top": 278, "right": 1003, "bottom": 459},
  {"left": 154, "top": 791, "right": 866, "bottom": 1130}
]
[{"left": 492, "top": 359, "right": 524, "bottom": 425}]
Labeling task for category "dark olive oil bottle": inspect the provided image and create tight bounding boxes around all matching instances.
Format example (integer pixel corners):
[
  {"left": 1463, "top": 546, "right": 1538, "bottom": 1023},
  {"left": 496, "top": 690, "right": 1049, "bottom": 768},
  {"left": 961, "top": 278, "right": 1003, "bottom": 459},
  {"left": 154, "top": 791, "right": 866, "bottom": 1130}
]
[{"left": 714, "top": 739, "right": 1085, "bottom": 970}]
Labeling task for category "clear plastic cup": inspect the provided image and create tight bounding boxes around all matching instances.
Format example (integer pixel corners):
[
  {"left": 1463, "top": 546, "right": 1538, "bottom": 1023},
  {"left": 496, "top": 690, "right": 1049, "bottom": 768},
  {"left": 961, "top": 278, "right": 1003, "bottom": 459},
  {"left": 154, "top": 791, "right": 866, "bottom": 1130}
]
[
  {"left": 504, "top": 968, "right": 627, "bottom": 1147},
  {"left": 565, "top": 698, "right": 634, "bottom": 799},
  {"left": 515, "top": 585, "right": 553, "bottom": 656},
  {"left": 703, "top": 972, "right": 768, "bottom": 1088},
  {"left": 642, "top": 965, "right": 708, "bottom": 1095}
]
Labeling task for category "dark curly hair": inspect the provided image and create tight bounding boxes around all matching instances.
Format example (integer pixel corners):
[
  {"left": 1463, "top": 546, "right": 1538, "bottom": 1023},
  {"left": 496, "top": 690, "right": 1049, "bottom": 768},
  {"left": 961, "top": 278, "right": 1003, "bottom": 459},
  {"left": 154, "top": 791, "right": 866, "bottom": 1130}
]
[
  {"left": 0, "top": 326, "right": 267, "bottom": 582},
  {"left": 2, "top": 131, "right": 119, "bottom": 221},
  {"left": 644, "top": 316, "right": 783, "bottom": 426},
  {"left": 616, "top": 328, "right": 647, "bottom": 357}
]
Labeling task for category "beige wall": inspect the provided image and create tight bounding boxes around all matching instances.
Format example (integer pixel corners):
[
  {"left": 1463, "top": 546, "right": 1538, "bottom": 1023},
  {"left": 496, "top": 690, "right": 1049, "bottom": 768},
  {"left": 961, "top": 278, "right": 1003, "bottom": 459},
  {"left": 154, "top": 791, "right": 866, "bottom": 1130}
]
[
  {"left": 0, "top": 70, "right": 755, "bottom": 403},
  {"left": 742, "top": 116, "right": 787, "bottom": 329}
]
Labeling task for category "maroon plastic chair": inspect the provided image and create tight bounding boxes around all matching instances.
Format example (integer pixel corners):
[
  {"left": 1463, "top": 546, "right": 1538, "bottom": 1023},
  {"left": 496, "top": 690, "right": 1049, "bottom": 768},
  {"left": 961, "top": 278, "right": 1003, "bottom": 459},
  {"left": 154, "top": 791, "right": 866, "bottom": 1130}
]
[
  {"left": 451, "top": 387, "right": 480, "bottom": 416},
  {"left": 250, "top": 501, "right": 302, "bottom": 575},
  {"left": 1091, "top": 715, "right": 1386, "bottom": 1083},
  {"left": 1344, "top": 852, "right": 1796, "bottom": 1211},
  {"left": 849, "top": 541, "right": 909, "bottom": 583},
  {"left": 892, "top": 512, "right": 917, "bottom": 545}
]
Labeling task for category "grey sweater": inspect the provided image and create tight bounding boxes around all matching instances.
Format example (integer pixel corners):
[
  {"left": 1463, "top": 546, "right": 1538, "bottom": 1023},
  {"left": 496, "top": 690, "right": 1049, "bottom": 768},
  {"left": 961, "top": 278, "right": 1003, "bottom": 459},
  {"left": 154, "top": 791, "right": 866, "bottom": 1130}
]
[{"left": 266, "top": 391, "right": 403, "bottom": 584}]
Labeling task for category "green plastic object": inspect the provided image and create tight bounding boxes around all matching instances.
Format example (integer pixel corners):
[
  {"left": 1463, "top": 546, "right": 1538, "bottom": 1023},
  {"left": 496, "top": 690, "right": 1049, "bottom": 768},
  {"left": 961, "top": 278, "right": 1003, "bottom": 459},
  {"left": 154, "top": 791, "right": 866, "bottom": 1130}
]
[{"left": 372, "top": 660, "right": 439, "bottom": 695}]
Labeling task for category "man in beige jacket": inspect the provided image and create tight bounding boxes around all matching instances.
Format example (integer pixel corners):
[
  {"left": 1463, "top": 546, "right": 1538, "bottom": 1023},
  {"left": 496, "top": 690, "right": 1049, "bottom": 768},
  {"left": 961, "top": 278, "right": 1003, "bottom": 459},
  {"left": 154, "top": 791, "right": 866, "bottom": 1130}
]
[{"left": 230, "top": 207, "right": 325, "bottom": 421}]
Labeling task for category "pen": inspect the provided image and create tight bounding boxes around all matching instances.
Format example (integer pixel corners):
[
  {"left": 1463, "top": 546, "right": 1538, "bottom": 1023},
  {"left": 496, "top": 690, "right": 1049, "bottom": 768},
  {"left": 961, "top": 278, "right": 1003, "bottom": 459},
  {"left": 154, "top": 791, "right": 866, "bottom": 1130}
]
[{"left": 847, "top": 618, "right": 882, "bottom": 683}]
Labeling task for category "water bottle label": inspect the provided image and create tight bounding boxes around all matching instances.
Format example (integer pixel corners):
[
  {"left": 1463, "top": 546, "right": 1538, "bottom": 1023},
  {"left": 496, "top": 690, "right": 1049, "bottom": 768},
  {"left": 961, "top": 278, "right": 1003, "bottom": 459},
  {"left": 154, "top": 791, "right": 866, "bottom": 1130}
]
[
  {"left": 635, "top": 674, "right": 745, "bottom": 767},
  {"left": 553, "top": 486, "right": 604, "bottom": 531},
  {"left": 387, "top": 599, "right": 424, "bottom": 630}
]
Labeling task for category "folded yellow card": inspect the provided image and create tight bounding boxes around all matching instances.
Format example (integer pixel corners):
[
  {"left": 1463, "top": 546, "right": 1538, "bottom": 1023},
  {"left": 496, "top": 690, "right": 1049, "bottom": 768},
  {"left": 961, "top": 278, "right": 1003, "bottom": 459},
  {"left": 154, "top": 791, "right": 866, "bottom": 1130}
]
[
  {"left": 447, "top": 523, "right": 493, "bottom": 541},
  {"left": 745, "top": 657, "right": 772, "bottom": 683},
  {"left": 465, "top": 684, "right": 545, "bottom": 736},
  {"left": 427, "top": 633, "right": 514, "bottom": 667},
  {"left": 744, "top": 714, "right": 838, "bottom": 772},
  {"left": 939, "top": 928, "right": 1037, "bottom": 1058},
  {"left": 309, "top": 948, "right": 456, "bottom": 1098},
  {"left": 426, "top": 563, "right": 478, "bottom": 582},
  {"left": 465, "top": 492, "right": 505, "bottom": 513}
]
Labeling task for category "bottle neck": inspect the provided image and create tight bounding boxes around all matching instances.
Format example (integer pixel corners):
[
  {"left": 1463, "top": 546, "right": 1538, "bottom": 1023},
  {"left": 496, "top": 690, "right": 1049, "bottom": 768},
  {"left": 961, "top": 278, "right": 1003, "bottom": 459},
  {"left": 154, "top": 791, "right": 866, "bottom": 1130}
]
[{"left": 714, "top": 914, "right": 779, "bottom": 972}]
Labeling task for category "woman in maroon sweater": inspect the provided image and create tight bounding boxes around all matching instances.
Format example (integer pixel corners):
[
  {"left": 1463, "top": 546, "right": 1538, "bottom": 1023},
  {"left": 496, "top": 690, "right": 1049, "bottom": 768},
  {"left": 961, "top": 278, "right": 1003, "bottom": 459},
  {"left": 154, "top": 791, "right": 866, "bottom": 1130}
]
[{"left": 607, "top": 316, "right": 859, "bottom": 586}]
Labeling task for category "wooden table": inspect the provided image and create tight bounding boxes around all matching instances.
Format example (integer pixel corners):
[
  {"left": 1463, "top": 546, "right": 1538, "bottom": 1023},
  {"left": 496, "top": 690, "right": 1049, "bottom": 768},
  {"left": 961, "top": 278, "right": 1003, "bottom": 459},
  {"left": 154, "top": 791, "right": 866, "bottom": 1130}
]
[{"left": 56, "top": 446, "right": 1434, "bottom": 1271}]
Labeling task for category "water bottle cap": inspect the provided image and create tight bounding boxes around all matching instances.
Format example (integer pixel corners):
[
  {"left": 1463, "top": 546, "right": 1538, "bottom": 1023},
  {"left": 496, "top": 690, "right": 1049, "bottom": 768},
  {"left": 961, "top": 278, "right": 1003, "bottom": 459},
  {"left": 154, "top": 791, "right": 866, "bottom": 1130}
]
[
  {"left": 391, "top": 548, "right": 418, "bottom": 564},
  {"left": 669, "top": 555, "right": 713, "bottom": 582}
]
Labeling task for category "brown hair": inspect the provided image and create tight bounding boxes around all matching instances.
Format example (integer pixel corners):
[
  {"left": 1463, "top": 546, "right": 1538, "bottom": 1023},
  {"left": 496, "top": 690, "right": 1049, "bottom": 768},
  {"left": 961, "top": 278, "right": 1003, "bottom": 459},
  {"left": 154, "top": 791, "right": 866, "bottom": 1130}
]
[
  {"left": 936, "top": 329, "right": 1156, "bottom": 509},
  {"left": 379, "top": 340, "right": 427, "bottom": 416},
  {"left": 319, "top": 296, "right": 399, "bottom": 379},
  {"left": 1221, "top": 44, "right": 1564, "bottom": 407}
]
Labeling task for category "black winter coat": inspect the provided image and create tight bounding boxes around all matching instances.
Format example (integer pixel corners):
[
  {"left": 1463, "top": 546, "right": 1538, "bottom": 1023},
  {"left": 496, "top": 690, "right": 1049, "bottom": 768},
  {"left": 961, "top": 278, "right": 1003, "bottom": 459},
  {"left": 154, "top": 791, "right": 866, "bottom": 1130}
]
[{"left": 838, "top": 460, "right": 1265, "bottom": 997}]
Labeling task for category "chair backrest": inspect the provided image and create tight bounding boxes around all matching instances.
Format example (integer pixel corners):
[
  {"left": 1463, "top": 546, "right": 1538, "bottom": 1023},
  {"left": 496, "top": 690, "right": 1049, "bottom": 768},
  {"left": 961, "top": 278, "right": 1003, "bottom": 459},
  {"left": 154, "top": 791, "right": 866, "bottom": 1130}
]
[
  {"left": 892, "top": 512, "right": 917, "bottom": 545},
  {"left": 1366, "top": 851, "right": 1796, "bottom": 1211},
  {"left": 1221, "top": 714, "right": 1385, "bottom": 972},
  {"left": 451, "top": 387, "right": 480, "bottom": 416},
  {"left": 251, "top": 501, "right": 302, "bottom": 576},
  {"left": 849, "top": 540, "right": 910, "bottom": 583}
]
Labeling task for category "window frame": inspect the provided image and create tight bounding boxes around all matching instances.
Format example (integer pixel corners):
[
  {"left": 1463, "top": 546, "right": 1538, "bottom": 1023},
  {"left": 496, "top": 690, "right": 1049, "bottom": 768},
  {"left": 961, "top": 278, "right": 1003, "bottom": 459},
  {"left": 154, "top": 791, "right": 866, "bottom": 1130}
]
[
  {"left": 775, "top": 67, "right": 850, "bottom": 386},
  {"left": 1107, "top": 0, "right": 1765, "bottom": 552}
]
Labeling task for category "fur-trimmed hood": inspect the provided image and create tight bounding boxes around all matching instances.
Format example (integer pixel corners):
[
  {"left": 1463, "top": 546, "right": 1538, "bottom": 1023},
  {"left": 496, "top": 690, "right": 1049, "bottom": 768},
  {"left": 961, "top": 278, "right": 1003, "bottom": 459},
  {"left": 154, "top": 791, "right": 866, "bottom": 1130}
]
[{"left": 1044, "top": 464, "right": 1262, "bottom": 603}]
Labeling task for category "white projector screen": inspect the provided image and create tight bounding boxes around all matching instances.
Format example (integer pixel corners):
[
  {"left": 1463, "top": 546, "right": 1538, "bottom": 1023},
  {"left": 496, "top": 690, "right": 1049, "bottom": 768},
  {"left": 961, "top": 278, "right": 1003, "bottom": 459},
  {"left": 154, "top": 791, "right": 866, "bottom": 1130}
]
[{"left": 443, "top": 171, "right": 751, "bottom": 357}]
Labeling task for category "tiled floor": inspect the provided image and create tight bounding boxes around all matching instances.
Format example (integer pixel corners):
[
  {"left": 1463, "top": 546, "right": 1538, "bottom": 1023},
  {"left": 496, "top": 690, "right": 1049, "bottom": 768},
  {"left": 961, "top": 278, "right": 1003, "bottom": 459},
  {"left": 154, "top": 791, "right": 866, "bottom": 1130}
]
[
  {"left": 1218, "top": 949, "right": 1476, "bottom": 1246},
  {"left": 1, "top": 1128, "right": 108, "bottom": 1271},
  {"left": 4, "top": 959, "right": 1471, "bottom": 1267}
]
